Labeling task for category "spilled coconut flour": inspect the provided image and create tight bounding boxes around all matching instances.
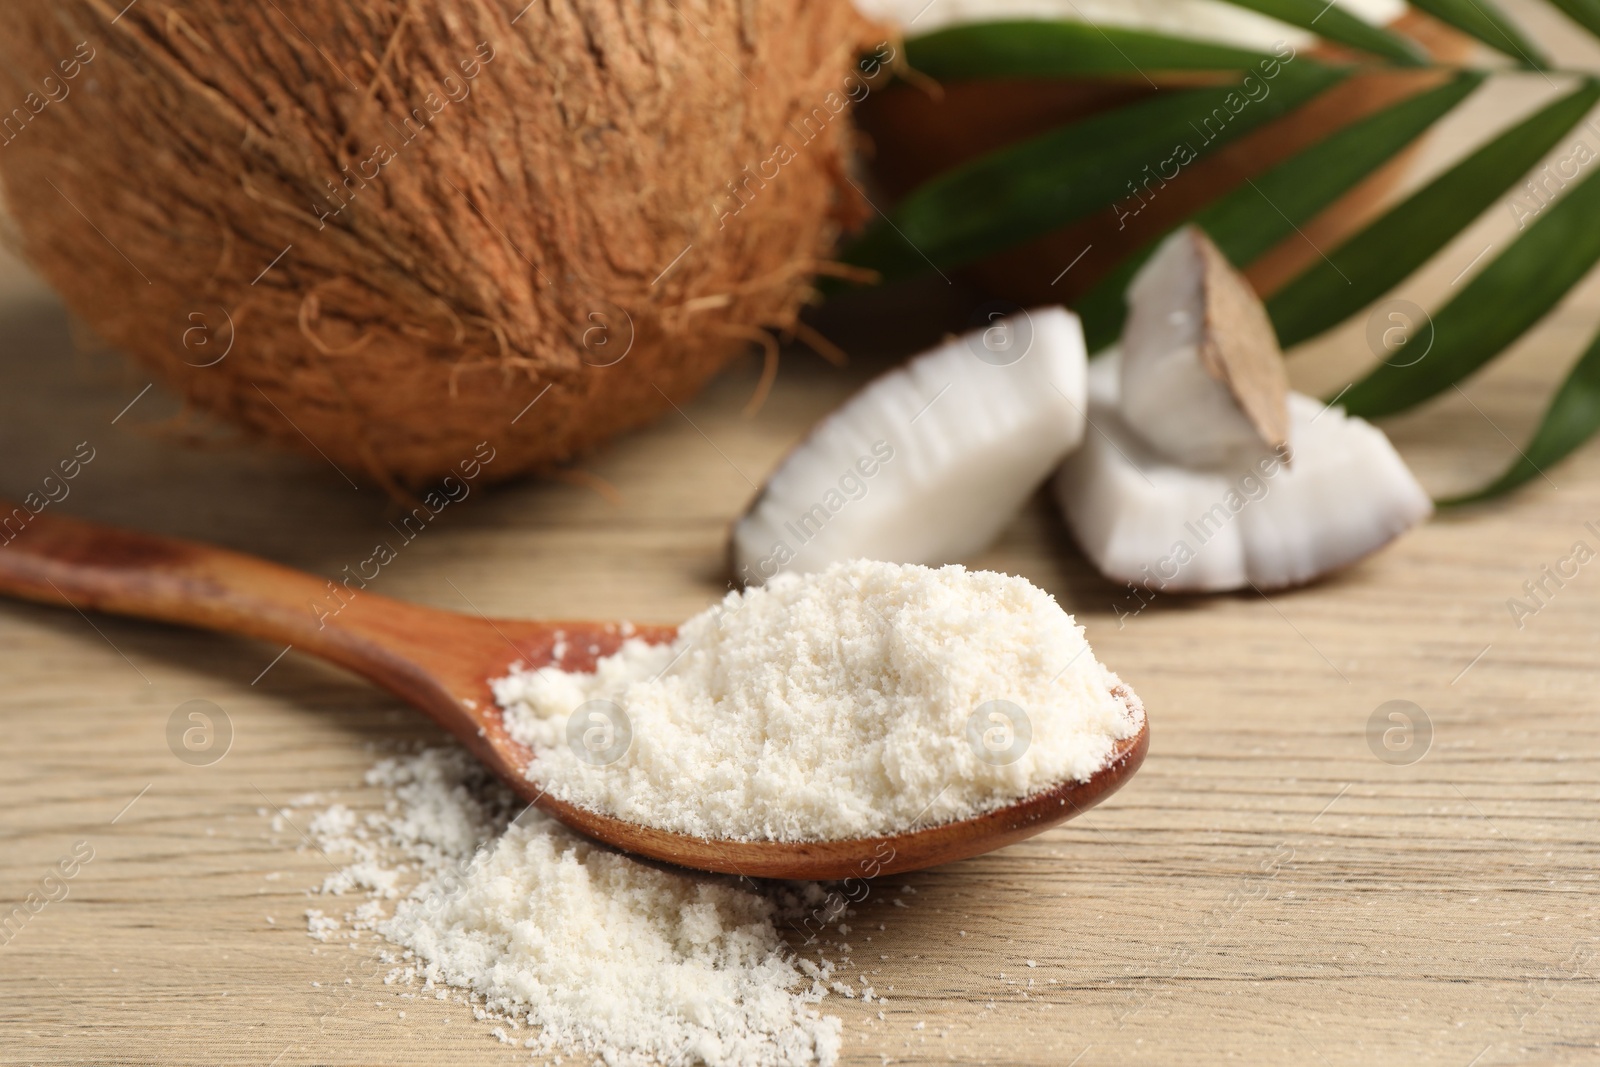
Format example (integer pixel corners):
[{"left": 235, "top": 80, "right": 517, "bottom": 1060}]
[
  {"left": 493, "top": 560, "right": 1143, "bottom": 842},
  {"left": 297, "top": 747, "right": 851, "bottom": 1066},
  {"left": 289, "top": 562, "right": 1137, "bottom": 1063}
]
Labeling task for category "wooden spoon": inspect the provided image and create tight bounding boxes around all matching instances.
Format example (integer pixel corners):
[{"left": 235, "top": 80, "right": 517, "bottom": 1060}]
[{"left": 0, "top": 505, "right": 1148, "bottom": 880}]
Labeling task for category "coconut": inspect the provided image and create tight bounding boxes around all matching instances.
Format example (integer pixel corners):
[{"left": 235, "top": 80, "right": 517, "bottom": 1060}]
[
  {"left": 1119, "top": 226, "right": 1290, "bottom": 467},
  {"left": 0, "top": 0, "right": 881, "bottom": 489},
  {"left": 729, "top": 306, "right": 1088, "bottom": 581},
  {"left": 1053, "top": 352, "right": 1432, "bottom": 592}
]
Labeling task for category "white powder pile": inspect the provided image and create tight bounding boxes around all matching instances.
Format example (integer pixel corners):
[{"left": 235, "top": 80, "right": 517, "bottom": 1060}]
[
  {"left": 493, "top": 560, "right": 1142, "bottom": 842},
  {"left": 300, "top": 747, "right": 845, "bottom": 1066}
]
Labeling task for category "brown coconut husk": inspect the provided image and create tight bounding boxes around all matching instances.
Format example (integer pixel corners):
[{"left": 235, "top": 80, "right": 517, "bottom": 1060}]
[{"left": 0, "top": 0, "right": 880, "bottom": 489}]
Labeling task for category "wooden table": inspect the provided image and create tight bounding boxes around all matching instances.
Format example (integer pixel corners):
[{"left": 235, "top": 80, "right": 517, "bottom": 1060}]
[{"left": 3, "top": 25, "right": 1600, "bottom": 1067}]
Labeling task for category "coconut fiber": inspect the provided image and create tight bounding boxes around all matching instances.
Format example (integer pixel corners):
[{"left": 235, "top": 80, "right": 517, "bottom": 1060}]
[{"left": 0, "top": 0, "right": 878, "bottom": 489}]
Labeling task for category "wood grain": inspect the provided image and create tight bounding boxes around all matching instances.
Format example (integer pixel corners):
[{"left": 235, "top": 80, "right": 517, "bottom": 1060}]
[{"left": 3, "top": 14, "right": 1600, "bottom": 1064}]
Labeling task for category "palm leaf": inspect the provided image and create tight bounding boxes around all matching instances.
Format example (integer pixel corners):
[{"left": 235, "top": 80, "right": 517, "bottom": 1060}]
[
  {"left": 841, "top": 63, "right": 1345, "bottom": 283},
  {"left": 1544, "top": 0, "right": 1600, "bottom": 40},
  {"left": 1339, "top": 165, "right": 1600, "bottom": 417},
  {"left": 902, "top": 21, "right": 1275, "bottom": 80},
  {"left": 843, "top": 15, "right": 1600, "bottom": 502},
  {"left": 1214, "top": 0, "right": 1426, "bottom": 64},
  {"left": 1267, "top": 79, "right": 1600, "bottom": 349},
  {"left": 1405, "top": 0, "right": 1547, "bottom": 68},
  {"left": 1076, "top": 70, "right": 1487, "bottom": 351},
  {"left": 1441, "top": 324, "right": 1600, "bottom": 504}
]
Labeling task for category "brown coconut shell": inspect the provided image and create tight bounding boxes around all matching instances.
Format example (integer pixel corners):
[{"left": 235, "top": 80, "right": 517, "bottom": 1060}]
[
  {"left": 853, "top": 9, "right": 1476, "bottom": 306},
  {"left": 0, "top": 0, "right": 881, "bottom": 489}
]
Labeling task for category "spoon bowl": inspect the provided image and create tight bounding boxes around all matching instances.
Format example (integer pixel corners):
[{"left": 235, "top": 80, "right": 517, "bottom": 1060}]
[{"left": 0, "top": 504, "right": 1147, "bottom": 879}]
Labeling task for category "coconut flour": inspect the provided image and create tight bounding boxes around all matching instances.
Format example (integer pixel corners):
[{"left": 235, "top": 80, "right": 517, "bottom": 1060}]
[
  {"left": 301, "top": 747, "right": 846, "bottom": 1066},
  {"left": 493, "top": 560, "right": 1142, "bottom": 842}
]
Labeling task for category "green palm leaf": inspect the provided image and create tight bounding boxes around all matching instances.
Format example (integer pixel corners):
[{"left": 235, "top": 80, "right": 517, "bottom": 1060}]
[
  {"left": 1075, "top": 70, "right": 1486, "bottom": 351},
  {"left": 841, "top": 63, "right": 1344, "bottom": 283},
  {"left": 1215, "top": 0, "right": 1425, "bottom": 64},
  {"left": 842, "top": 15, "right": 1600, "bottom": 503},
  {"left": 1405, "top": 0, "right": 1546, "bottom": 68},
  {"left": 1441, "top": 324, "right": 1600, "bottom": 504},
  {"left": 1544, "top": 0, "right": 1600, "bottom": 41},
  {"left": 1267, "top": 79, "right": 1600, "bottom": 348},
  {"left": 902, "top": 21, "right": 1274, "bottom": 80},
  {"left": 1339, "top": 165, "right": 1600, "bottom": 417}
]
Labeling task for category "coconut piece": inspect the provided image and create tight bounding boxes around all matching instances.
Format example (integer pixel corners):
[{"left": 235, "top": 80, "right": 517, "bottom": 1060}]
[
  {"left": 1120, "top": 226, "right": 1291, "bottom": 467},
  {"left": 731, "top": 307, "right": 1087, "bottom": 583},
  {"left": 1054, "top": 353, "right": 1431, "bottom": 592}
]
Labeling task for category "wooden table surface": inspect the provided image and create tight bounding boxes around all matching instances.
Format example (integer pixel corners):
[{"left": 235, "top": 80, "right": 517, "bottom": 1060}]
[{"left": 4, "top": 16, "right": 1600, "bottom": 1066}]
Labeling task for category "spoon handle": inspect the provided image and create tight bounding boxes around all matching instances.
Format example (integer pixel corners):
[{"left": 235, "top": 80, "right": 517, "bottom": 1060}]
[{"left": 0, "top": 502, "right": 451, "bottom": 687}]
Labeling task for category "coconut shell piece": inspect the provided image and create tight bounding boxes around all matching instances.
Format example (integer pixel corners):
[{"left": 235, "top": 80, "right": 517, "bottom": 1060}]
[
  {"left": 0, "top": 0, "right": 881, "bottom": 489},
  {"left": 1192, "top": 229, "right": 1291, "bottom": 454}
]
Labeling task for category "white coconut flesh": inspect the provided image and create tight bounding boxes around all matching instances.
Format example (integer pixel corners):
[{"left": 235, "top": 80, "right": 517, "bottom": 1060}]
[
  {"left": 1119, "top": 226, "right": 1292, "bottom": 468},
  {"left": 731, "top": 306, "right": 1087, "bottom": 582},
  {"left": 1054, "top": 353, "right": 1432, "bottom": 592}
]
